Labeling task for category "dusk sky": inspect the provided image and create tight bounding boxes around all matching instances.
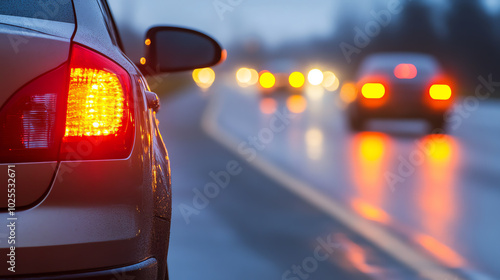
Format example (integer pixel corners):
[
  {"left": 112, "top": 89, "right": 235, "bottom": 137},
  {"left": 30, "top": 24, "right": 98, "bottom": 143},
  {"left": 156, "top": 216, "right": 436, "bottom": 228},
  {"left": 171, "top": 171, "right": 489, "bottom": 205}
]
[{"left": 108, "top": 0, "right": 497, "bottom": 61}]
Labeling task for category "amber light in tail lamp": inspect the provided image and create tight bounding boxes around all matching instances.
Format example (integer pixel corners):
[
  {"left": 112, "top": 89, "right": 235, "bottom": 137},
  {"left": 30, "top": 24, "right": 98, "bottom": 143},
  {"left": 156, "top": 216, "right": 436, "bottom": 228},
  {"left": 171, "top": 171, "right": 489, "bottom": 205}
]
[{"left": 65, "top": 68, "right": 125, "bottom": 137}]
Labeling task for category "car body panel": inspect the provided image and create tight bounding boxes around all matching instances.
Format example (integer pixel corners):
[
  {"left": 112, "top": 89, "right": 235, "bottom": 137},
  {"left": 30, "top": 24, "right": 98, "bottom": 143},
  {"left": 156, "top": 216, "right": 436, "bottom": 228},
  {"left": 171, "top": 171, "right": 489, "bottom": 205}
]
[
  {"left": 0, "top": 1, "right": 171, "bottom": 279},
  {"left": 0, "top": 163, "right": 57, "bottom": 208}
]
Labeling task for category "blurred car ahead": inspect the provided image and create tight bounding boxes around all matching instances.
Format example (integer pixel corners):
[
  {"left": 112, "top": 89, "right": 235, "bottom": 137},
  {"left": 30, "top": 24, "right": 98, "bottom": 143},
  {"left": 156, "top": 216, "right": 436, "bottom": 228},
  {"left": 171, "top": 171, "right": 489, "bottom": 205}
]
[
  {"left": 236, "top": 61, "right": 340, "bottom": 96},
  {"left": 0, "top": 0, "right": 223, "bottom": 279},
  {"left": 346, "top": 53, "right": 453, "bottom": 132}
]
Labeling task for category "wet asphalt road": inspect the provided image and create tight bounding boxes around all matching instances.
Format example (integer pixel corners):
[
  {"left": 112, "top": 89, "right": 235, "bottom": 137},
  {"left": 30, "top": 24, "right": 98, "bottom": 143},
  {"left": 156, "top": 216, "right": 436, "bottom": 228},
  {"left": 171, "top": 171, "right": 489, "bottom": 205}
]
[
  {"left": 208, "top": 80, "right": 500, "bottom": 280},
  {"left": 156, "top": 77, "right": 500, "bottom": 280}
]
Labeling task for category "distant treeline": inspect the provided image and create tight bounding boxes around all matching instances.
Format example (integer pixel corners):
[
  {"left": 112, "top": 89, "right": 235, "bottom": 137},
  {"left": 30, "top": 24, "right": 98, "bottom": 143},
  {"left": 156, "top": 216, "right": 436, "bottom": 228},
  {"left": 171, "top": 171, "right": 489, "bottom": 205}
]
[{"left": 334, "top": 0, "right": 500, "bottom": 95}]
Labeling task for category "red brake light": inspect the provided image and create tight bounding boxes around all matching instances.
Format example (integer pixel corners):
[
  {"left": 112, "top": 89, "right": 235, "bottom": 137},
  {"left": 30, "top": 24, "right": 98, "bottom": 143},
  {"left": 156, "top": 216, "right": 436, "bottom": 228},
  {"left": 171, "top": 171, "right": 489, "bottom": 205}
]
[
  {"left": 361, "top": 83, "right": 385, "bottom": 99},
  {"left": 394, "top": 64, "right": 417, "bottom": 79},
  {"left": 60, "top": 44, "right": 134, "bottom": 160},
  {"left": 0, "top": 44, "right": 134, "bottom": 163},
  {"left": 429, "top": 84, "right": 452, "bottom": 100}
]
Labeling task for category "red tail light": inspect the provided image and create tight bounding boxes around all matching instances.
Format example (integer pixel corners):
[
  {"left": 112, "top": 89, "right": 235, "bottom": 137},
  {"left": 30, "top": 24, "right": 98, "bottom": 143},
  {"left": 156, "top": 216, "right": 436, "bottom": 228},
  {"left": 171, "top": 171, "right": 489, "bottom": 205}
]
[
  {"left": 0, "top": 44, "right": 134, "bottom": 163},
  {"left": 60, "top": 44, "right": 134, "bottom": 160},
  {"left": 259, "top": 71, "right": 276, "bottom": 89},
  {"left": 361, "top": 83, "right": 385, "bottom": 99},
  {"left": 429, "top": 84, "right": 452, "bottom": 100}
]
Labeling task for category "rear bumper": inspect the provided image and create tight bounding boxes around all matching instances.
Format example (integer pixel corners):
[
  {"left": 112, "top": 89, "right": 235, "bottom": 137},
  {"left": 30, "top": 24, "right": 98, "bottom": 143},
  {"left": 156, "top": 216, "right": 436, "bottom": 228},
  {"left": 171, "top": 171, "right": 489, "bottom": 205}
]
[
  {"left": 6, "top": 258, "right": 157, "bottom": 280},
  {"left": 350, "top": 98, "right": 451, "bottom": 119}
]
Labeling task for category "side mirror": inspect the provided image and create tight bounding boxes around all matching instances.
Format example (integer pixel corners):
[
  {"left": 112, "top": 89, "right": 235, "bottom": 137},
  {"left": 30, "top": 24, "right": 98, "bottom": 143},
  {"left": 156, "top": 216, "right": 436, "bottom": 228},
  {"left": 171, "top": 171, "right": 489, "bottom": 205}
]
[{"left": 144, "top": 26, "right": 225, "bottom": 73}]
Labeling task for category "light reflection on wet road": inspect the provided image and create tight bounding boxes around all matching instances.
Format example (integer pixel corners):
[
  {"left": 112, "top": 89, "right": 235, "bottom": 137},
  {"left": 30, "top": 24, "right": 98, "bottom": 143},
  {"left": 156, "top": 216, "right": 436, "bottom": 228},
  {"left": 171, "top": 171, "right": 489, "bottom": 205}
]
[{"left": 210, "top": 78, "right": 500, "bottom": 279}]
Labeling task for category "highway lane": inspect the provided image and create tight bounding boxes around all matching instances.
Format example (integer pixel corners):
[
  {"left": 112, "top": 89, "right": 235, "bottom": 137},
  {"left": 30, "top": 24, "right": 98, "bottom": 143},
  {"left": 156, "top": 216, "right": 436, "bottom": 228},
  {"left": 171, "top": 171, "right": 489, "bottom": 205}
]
[
  {"left": 156, "top": 87, "right": 429, "bottom": 280},
  {"left": 203, "top": 77, "right": 500, "bottom": 280}
]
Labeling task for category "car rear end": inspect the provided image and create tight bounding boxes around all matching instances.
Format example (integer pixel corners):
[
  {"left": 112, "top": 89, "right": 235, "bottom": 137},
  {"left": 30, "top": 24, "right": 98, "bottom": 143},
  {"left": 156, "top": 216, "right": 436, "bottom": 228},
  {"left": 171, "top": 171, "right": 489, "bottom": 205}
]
[
  {"left": 348, "top": 53, "right": 453, "bottom": 131},
  {"left": 0, "top": 1, "right": 170, "bottom": 279}
]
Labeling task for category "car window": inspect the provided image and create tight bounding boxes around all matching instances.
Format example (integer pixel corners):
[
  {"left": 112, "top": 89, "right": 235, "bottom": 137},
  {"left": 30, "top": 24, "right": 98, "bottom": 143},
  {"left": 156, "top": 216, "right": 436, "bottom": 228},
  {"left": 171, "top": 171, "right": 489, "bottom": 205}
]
[{"left": 0, "top": 0, "right": 75, "bottom": 23}]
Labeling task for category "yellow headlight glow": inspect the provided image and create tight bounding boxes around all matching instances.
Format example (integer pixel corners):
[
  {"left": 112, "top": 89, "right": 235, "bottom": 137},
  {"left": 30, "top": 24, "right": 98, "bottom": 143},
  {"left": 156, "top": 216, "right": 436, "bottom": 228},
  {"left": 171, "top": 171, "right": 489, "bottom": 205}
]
[
  {"left": 259, "top": 72, "right": 276, "bottom": 89},
  {"left": 289, "top": 72, "right": 305, "bottom": 88}
]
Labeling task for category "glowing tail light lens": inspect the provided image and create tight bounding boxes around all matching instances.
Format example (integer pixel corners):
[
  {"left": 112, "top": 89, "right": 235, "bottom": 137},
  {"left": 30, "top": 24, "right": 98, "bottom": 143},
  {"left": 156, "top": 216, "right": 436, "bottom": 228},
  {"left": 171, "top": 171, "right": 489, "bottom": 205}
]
[
  {"left": 60, "top": 44, "right": 134, "bottom": 160},
  {"left": 289, "top": 72, "right": 305, "bottom": 88},
  {"left": 361, "top": 83, "right": 385, "bottom": 99},
  {"left": 429, "top": 84, "right": 452, "bottom": 100},
  {"left": 65, "top": 68, "right": 125, "bottom": 137},
  {"left": 0, "top": 44, "right": 134, "bottom": 163},
  {"left": 0, "top": 65, "right": 67, "bottom": 163},
  {"left": 394, "top": 63, "right": 417, "bottom": 79}
]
